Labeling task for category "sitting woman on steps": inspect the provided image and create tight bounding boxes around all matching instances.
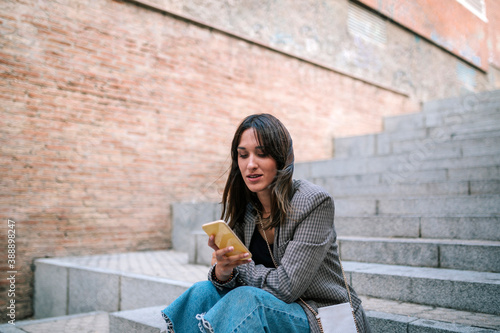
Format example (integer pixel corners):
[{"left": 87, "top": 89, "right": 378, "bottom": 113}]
[{"left": 161, "top": 113, "right": 371, "bottom": 333}]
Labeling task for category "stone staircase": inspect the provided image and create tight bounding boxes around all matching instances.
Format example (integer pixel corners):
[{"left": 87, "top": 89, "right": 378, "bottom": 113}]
[
  {"left": 292, "top": 89, "right": 500, "bottom": 330},
  {"left": 6, "top": 90, "right": 499, "bottom": 333}
]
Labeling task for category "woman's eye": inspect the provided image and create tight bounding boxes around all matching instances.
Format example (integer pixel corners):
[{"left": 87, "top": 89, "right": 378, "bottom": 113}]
[{"left": 239, "top": 154, "right": 248, "bottom": 159}]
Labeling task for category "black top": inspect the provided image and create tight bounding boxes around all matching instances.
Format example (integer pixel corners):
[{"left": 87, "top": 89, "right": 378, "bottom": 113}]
[{"left": 249, "top": 226, "right": 275, "bottom": 268}]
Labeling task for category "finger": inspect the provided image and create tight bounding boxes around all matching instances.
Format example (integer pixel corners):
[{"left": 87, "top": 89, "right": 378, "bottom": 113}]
[
  {"left": 214, "top": 248, "right": 240, "bottom": 265},
  {"left": 207, "top": 235, "right": 220, "bottom": 251},
  {"left": 218, "top": 252, "right": 250, "bottom": 267},
  {"left": 226, "top": 252, "right": 250, "bottom": 262},
  {"left": 221, "top": 256, "right": 251, "bottom": 272},
  {"left": 216, "top": 246, "right": 235, "bottom": 259},
  {"left": 233, "top": 258, "right": 252, "bottom": 266}
]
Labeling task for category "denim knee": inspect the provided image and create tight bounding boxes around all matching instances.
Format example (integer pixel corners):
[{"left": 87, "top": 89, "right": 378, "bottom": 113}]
[
  {"left": 223, "top": 286, "right": 272, "bottom": 308},
  {"left": 187, "top": 281, "right": 219, "bottom": 297}
]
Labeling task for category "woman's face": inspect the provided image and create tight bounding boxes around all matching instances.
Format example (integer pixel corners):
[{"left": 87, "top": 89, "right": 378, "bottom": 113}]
[{"left": 237, "top": 128, "right": 278, "bottom": 200}]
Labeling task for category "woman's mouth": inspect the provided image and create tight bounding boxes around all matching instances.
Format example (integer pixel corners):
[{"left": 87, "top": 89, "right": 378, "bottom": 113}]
[{"left": 247, "top": 174, "right": 263, "bottom": 182}]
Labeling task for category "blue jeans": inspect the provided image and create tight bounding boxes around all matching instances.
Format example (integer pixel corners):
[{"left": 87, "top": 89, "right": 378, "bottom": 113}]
[{"left": 161, "top": 281, "right": 310, "bottom": 333}]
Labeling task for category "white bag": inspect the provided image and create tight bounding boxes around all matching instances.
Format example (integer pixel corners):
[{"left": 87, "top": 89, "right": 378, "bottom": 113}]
[{"left": 317, "top": 302, "right": 358, "bottom": 333}]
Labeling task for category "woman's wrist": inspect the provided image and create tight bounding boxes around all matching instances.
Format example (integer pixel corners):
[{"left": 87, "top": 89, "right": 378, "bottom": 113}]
[{"left": 212, "top": 265, "right": 234, "bottom": 284}]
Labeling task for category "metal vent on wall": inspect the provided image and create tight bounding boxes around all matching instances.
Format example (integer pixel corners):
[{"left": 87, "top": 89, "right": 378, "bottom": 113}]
[
  {"left": 347, "top": 2, "right": 387, "bottom": 45},
  {"left": 456, "top": 61, "right": 477, "bottom": 91}
]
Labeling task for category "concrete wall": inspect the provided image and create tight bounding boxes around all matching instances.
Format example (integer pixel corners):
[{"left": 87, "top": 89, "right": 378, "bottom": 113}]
[
  {"left": 142, "top": 0, "right": 500, "bottom": 102},
  {"left": 358, "top": 0, "right": 489, "bottom": 70}
]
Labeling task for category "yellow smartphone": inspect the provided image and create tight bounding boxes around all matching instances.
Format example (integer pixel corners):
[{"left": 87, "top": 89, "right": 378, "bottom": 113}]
[{"left": 202, "top": 220, "right": 252, "bottom": 259}]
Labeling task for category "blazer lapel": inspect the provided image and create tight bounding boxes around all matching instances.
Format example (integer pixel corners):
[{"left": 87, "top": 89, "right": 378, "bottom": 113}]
[{"left": 243, "top": 206, "right": 256, "bottom": 247}]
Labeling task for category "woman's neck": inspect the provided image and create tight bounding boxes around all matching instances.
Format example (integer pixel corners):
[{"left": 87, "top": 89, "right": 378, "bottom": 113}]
[{"left": 257, "top": 191, "right": 272, "bottom": 217}]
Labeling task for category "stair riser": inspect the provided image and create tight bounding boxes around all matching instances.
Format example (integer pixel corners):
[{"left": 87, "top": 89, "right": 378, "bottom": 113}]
[
  {"left": 295, "top": 154, "right": 500, "bottom": 179},
  {"left": 420, "top": 217, "right": 500, "bottom": 241},
  {"left": 171, "top": 202, "right": 221, "bottom": 253},
  {"left": 318, "top": 180, "right": 500, "bottom": 197},
  {"left": 109, "top": 306, "right": 166, "bottom": 333},
  {"left": 189, "top": 226, "right": 500, "bottom": 272},
  {"left": 108, "top": 306, "right": 500, "bottom": 333},
  {"left": 336, "top": 180, "right": 498, "bottom": 197},
  {"left": 171, "top": 203, "right": 500, "bottom": 242},
  {"left": 393, "top": 136, "right": 500, "bottom": 157},
  {"left": 335, "top": 195, "right": 500, "bottom": 216},
  {"left": 335, "top": 216, "right": 500, "bottom": 241},
  {"left": 378, "top": 195, "right": 500, "bottom": 216},
  {"left": 335, "top": 131, "right": 500, "bottom": 159},
  {"left": 340, "top": 239, "right": 500, "bottom": 272},
  {"left": 34, "top": 261, "right": 190, "bottom": 319},
  {"left": 422, "top": 90, "right": 500, "bottom": 114},
  {"left": 349, "top": 272, "right": 500, "bottom": 315},
  {"left": 309, "top": 166, "right": 500, "bottom": 189},
  {"left": 383, "top": 107, "right": 500, "bottom": 135},
  {"left": 366, "top": 311, "right": 500, "bottom": 333},
  {"left": 425, "top": 108, "right": 500, "bottom": 129}
]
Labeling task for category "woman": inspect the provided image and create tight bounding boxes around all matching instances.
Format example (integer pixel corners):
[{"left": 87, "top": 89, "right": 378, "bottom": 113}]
[{"left": 162, "top": 114, "right": 371, "bottom": 332}]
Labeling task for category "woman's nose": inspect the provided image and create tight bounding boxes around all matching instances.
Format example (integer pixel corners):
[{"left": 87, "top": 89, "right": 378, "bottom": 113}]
[{"left": 247, "top": 155, "right": 257, "bottom": 169}]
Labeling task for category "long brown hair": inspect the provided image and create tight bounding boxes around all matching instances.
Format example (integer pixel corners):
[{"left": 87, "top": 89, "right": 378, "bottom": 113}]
[{"left": 221, "top": 114, "right": 294, "bottom": 229}]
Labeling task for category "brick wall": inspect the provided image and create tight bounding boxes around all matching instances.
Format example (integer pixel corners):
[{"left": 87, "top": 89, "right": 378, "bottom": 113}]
[{"left": 0, "top": 0, "right": 412, "bottom": 320}]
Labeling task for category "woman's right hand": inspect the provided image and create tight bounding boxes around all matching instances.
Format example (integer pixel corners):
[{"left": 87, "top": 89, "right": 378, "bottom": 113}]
[{"left": 208, "top": 235, "right": 251, "bottom": 281}]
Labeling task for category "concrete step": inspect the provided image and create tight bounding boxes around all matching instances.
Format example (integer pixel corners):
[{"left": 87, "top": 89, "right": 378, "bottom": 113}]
[
  {"left": 295, "top": 153, "right": 500, "bottom": 180},
  {"left": 421, "top": 90, "right": 500, "bottom": 114},
  {"left": 29, "top": 250, "right": 500, "bottom": 332},
  {"left": 8, "top": 298, "right": 499, "bottom": 333},
  {"left": 334, "top": 194, "right": 500, "bottom": 217},
  {"left": 309, "top": 165, "right": 500, "bottom": 190},
  {"left": 339, "top": 237, "right": 500, "bottom": 272},
  {"left": 109, "top": 306, "right": 166, "bottom": 333},
  {"left": 422, "top": 95, "right": 500, "bottom": 117},
  {"left": 0, "top": 311, "right": 110, "bottom": 333},
  {"left": 335, "top": 216, "right": 500, "bottom": 241},
  {"left": 106, "top": 301, "right": 500, "bottom": 333},
  {"left": 383, "top": 105, "right": 500, "bottom": 134},
  {"left": 171, "top": 203, "right": 500, "bottom": 243},
  {"left": 188, "top": 229, "right": 500, "bottom": 272},
  {"left": 361, "top": 296, "right": 500, "bottom": 332},
  {"left": 319, "top": 179, "right": 500, "bottom": 198},
  {"left": 344, "top": 261, "right": 500, "bottom": 315},
  {"left": 335, "top": 127, "right": 500, "bottom": 159},
  {"left": 188, "top": 231, "right": 500, "bottom": 272},
  {"left": 393, "top": 133, "right": 500, "bottom": 157},
  {"left": 381, "top": 91, "right": 500, "bottom": 135},
  {"left": 33, "top": 251, "right": 205, "bottom": 319},
  {"left": 378, "top": 194, "right": 500, "bottom": 216},
  {"left": 185, "top": 233, "right": 500, "bottom": 313}
]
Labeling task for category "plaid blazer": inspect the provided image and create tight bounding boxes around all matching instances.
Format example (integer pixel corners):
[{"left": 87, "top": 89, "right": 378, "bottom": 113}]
[{"left": 209, "top": 179, "right": 370, "bottom": 333}]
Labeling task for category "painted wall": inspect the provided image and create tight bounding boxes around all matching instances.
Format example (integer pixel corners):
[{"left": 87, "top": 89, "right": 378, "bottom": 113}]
[
  {"left": 358, "top": 0, "right": 488, "bottom": 70},
  {"left": 143, "top": 0, "right": 499, "bottom": 101}
]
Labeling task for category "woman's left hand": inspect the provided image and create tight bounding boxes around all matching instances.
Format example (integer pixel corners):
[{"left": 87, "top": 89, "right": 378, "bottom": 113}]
[{"left": 208, "top": 235, "right": 251, "bottom": 281}]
